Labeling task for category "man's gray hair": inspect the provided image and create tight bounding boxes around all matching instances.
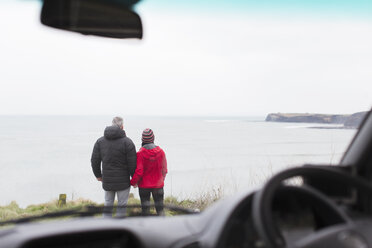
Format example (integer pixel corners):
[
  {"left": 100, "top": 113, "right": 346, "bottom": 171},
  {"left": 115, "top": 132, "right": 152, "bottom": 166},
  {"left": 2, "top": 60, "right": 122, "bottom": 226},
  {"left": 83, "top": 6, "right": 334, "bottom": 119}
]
[{"left": 112, "top": 116, "right": 124, "bottom": 128}]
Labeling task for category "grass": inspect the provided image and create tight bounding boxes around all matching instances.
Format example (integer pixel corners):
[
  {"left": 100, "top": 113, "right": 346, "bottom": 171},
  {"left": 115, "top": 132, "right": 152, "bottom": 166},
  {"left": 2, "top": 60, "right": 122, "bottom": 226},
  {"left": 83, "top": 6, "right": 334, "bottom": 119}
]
[
  {"left": 0, "top": 191, "right": 223, "bottom": 222},
  {"left": 0, "top": 198, "right": 97, "bottom": 222}
]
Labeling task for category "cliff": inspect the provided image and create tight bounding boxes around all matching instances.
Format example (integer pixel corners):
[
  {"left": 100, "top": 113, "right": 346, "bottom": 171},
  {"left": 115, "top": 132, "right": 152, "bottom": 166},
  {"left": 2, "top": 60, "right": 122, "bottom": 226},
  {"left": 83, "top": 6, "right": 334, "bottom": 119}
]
[
  {"left": 344, "top": 112, "right": 368, "bottom": 128},
  {"left": 265, "top": 112, "right": 368, "bottom": 129},
  {"left": 265, "top": 113, "right": 350, "bottom": 124}
]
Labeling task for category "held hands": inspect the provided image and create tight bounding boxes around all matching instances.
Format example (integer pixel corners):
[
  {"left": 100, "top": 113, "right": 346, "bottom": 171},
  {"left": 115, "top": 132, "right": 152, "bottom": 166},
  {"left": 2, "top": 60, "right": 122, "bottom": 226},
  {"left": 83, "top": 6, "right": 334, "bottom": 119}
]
[
  {"left": 97, "top": 177, "right": 102, "bottom": 181},
  {"left": 130, "top": 178, "right": 137, "bottom": 188}
]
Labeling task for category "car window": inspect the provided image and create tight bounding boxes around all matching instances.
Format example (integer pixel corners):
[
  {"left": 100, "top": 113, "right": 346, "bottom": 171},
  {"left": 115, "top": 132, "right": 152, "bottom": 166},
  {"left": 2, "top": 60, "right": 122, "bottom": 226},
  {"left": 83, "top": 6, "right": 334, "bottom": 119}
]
[{"left": 0, "top": 0, "right": 371, "bottom": 214}]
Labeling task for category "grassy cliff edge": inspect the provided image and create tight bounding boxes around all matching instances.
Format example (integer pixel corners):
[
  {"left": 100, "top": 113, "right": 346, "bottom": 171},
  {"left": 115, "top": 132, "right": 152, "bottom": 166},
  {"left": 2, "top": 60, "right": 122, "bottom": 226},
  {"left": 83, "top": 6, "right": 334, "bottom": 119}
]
[{"left": 0, "top": 193, "right": 222, "bottom": 221}]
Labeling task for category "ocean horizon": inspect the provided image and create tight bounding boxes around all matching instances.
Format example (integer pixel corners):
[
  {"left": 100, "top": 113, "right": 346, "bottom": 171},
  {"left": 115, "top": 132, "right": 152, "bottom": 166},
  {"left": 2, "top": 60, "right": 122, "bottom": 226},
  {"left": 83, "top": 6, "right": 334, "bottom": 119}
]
[{"left": 0, "top": 115, "right": 356, "bottom": 207}]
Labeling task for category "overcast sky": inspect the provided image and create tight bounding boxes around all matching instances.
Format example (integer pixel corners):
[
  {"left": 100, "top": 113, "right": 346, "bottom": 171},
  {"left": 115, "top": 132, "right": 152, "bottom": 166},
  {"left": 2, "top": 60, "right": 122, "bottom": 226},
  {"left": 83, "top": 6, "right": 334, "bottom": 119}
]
[{"left": 0, "top": 0, "right": 371, "bottom": 116}]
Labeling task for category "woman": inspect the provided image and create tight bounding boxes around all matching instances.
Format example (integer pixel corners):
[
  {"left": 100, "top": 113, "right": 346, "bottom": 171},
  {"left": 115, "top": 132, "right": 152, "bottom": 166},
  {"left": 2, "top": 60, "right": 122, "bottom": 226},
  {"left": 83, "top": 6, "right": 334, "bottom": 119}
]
[{"left": 130, "top": 128, "right": 168, "bottom": 215}]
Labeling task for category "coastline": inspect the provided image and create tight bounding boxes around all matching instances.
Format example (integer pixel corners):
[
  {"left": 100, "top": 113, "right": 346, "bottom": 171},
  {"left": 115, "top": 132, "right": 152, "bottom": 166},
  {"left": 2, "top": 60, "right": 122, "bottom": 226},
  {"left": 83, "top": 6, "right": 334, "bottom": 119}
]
[{"left": 265, "top": 111, "right": 367, "bottom": 129}]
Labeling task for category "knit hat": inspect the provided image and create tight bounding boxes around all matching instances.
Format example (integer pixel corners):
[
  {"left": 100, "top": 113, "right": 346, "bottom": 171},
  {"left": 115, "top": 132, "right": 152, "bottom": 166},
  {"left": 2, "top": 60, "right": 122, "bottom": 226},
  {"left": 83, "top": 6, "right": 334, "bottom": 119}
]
[{"left": 142, "top": 128, "right": 155, "bottom": 144}]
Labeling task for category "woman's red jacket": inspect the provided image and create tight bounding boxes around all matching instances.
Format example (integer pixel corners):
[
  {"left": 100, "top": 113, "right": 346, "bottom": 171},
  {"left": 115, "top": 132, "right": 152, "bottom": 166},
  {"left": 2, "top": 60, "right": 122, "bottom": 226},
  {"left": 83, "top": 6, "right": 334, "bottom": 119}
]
[{"left": 130, "top": 146, "right": 167, "bottom": 188}]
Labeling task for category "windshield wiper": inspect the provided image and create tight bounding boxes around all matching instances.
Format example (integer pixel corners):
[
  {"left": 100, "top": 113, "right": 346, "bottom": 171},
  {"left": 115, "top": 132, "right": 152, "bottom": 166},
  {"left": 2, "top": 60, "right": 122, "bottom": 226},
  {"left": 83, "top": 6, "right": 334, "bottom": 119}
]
[{"left": 0, "top": 204, "right": 197, "bottom": 226}]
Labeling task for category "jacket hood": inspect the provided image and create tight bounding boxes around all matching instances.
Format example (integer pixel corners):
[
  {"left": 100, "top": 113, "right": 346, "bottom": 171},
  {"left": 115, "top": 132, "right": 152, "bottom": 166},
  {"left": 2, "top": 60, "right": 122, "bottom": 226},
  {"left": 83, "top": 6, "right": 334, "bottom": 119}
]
[
  {"left": 104, "top": 126, "right": 126, "bottom": 140},
  {"left": 140, "top": 146, "right": 163, "bottom": 159},
  {"left": 142, "top": 143, "right": 157, "bottom": 150}
]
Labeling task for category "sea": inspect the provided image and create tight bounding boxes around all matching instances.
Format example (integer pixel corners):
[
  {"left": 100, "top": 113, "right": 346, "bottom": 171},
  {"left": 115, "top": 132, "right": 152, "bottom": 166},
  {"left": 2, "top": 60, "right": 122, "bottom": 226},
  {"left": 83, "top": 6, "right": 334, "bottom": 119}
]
[{"left": 0, "top": 116, "right": 357, "bottom": 207}]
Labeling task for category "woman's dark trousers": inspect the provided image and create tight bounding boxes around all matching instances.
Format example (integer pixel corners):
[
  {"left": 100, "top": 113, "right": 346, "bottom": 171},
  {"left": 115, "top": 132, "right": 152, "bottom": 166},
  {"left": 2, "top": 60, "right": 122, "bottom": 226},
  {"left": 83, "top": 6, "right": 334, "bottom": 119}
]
[{"left": 139, "top": 188, "right": 164, "bottom": 215}]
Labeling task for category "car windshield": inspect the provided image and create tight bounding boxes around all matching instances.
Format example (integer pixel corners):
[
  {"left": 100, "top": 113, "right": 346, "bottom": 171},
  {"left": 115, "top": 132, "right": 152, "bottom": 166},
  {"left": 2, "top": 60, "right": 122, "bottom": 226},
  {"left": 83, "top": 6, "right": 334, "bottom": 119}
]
[{"left": 0, "top": 0, "right": 371, "bottom": 218}]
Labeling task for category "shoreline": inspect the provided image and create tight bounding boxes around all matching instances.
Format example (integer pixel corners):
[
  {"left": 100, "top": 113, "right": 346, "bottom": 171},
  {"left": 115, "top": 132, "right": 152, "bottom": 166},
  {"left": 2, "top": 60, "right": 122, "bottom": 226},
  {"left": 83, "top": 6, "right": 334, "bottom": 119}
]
[{"left": 266, "top": 111, "right": 367, "bottom": 129}]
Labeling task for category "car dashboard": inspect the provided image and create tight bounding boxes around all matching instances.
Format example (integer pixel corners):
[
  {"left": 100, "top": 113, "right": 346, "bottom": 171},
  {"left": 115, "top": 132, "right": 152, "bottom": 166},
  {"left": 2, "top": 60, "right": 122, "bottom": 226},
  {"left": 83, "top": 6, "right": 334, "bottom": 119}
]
[{"left": 2, "top": 165, "right": 372, "bottom": 248}]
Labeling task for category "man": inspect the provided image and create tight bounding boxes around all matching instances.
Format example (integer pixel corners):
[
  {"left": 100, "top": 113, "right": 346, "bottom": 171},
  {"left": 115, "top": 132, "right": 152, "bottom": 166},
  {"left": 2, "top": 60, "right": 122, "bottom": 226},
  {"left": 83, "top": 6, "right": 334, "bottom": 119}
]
[{"left": 91, "top": 116, "right": 136, "bottom": 217}]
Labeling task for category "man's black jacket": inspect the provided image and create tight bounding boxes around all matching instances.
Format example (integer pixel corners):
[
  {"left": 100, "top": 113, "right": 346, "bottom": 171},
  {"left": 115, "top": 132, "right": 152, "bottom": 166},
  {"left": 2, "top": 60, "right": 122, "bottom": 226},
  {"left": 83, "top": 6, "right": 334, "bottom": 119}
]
[{"left": 91, "top": 126, "right": 137, "bottom": 191}]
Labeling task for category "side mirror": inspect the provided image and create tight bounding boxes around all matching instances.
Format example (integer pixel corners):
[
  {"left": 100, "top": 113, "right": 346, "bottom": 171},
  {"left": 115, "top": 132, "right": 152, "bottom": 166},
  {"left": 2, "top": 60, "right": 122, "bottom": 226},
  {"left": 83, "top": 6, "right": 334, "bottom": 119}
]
[{"left": 41, "top": 0, "right": 143, "bottom": 39}]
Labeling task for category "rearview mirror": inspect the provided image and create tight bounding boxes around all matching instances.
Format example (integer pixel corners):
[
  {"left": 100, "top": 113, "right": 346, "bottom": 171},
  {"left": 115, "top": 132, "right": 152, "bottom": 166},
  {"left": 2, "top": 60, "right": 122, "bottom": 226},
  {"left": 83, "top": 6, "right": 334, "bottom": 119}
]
[{"left": 41, "top": 0, "right": 143, "bottom": 39}]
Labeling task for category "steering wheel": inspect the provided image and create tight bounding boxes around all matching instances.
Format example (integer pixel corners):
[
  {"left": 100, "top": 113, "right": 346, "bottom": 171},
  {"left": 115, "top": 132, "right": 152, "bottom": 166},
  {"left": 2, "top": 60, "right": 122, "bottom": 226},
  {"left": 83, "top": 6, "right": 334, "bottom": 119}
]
[{"left": 252, "top": 166, "right": 372, "bottom": 248}]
